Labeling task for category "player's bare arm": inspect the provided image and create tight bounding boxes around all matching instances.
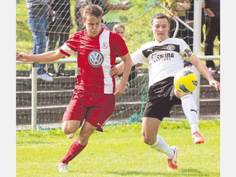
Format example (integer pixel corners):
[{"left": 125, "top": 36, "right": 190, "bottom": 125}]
[
  {"left": 190, "top": 54, "right": 220, "bottom": 91},
  {"left": 114, "top": 53, "right": 133, "bottom": 96},
  {"left": 16, "top": 50, "right": 66, "bottom": 63},
  {"left": 111, "top": 61, "right": 123, "bottom": 77},
  {"left": 111, "top": 59, "right": 135, "bottom": 77}
]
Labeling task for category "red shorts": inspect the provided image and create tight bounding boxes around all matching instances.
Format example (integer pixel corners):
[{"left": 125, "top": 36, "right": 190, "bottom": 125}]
[{"left": 63, "top": 92, "right": 115, "bottom": 129}]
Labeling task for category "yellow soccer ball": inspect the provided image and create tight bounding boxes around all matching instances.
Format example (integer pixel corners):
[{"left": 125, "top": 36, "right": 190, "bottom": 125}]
[{"left": 174, "top": 68, "right": 198, "bottom": 93}]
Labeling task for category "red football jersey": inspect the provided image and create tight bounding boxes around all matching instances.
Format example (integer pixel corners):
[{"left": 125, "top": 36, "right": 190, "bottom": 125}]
[{"left": 60, "top": 28, "right": 128, "bottom": 94}]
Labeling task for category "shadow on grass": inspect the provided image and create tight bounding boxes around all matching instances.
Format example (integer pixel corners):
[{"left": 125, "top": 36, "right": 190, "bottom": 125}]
[{"left": 106, "top": 168, "right": 219, "bottom": 176}]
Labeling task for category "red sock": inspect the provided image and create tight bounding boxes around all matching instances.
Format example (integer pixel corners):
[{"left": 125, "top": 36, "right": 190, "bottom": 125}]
[{"left": 61, "top": 141, "right": 86, "bottom": 164}]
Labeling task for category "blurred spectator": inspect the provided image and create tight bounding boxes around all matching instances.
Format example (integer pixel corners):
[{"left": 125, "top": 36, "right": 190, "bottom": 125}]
[
  {"left": 113, "top": 23, "right": 126, "bottom": 66},
  {"left": 113, "top": 23, "right": 137, "bottom": 87},
  {"left": 204, "top": 0, "right": 220, "bottom": 71},
  {"left": 184, "top": 0, "right": 193, "bottom": 49},
  {"left": 170, "top": 0, "right": 206, "bottom": 48},
  {"left": 26, "top": 0, "right": 53, "bottom": 81},
  {"left": 168, "top": 0, "right": 191, "bottom": 40},
  {"left": 75, "top": 0, "right": 131, "bottom": 31},
  {"left": 201, "top": 0, "right": 206, "bottom": 43},
  {"left": 46, "top": 0, "right": 73, "bottom": 76},
  {"left": 183, "top": 0, "right": 205, "bottom": 67},
  {"left": 168, "top": 0, "right": 192, "bottom": 67},
  {"left": 113, "top": 23, "right": 125, "bottom": 37}
]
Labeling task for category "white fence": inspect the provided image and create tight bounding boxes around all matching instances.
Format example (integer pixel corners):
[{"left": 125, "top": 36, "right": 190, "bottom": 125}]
[{"left": 16, "top": 53, "right": 220, "bottom": 130}]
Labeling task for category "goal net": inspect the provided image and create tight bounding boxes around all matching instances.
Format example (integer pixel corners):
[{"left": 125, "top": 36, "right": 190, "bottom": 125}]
[{"left": 16, "top": 0, "right": 219, "bottom": 130}]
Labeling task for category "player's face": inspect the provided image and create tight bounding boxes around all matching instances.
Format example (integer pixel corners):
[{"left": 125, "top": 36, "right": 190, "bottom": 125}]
[
  {"left": 114, "top": 27, "right": 125, "bottom": 37},
  {"left": 152, "top": 18, "right": 170, "bottom": 42},
  {"left": 83, "top": 15, "right": 102, "bottom": 37}
]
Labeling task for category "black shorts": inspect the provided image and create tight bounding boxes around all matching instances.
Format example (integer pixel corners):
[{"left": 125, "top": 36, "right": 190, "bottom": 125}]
[{"left": 143, "top": 77, "right": 181, "bottom": 121}]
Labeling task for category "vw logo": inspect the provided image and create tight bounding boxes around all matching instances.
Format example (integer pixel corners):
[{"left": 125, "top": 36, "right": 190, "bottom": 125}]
[
  {"left": 166, "top": 45, "right": 175, "bottom": 51},
  {"left": 88, "top": 51, "right": 104, "bottom": 67}
]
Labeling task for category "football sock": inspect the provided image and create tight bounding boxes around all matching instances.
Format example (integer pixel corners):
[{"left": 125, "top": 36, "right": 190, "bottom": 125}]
[
  {"left": 181, "top": 94, "right": 199, "bottom": 134},
  {"left": 151, "top": 135, "right": 174, "bottom": 158},
  {"left": 61, "top": 141, "right": 86, "bottom": 164}
]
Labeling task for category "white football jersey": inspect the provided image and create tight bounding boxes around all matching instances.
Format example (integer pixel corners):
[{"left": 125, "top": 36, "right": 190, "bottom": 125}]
[{"left": 131, "top": 38, "right": 192, "bottom": 87}]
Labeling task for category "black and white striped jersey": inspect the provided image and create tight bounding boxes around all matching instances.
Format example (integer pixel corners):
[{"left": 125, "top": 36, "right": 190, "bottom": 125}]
[{"left": 131, "top": 38, "right": 192, "bottom": 87}]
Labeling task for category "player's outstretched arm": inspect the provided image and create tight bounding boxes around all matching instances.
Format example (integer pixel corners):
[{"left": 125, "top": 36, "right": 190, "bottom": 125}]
[
  {"left": 190, "top": 54, "right": 220, "bottom": 91},
  {"left": 16, "top": 50, "right": 66, "bottom": 63}
]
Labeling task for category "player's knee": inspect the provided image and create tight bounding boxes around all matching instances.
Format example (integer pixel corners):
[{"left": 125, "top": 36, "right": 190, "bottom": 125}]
[
  {"left": 62, "top": 124, "right": 76, "bottom": 135},
  {"left": 62, "top": 121, "right": 80, "bottom": 135},
  {"left": 78, "top": 133, "right": 90, "bottom": 145},
  {"left": 62, "top": 127, "right": 74, "bottom": 135}
]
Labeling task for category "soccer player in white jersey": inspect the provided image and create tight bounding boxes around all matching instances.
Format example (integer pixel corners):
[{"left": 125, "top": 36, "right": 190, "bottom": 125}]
[{"left": 112, "top": 13, "right": 220, "bottom": 169}]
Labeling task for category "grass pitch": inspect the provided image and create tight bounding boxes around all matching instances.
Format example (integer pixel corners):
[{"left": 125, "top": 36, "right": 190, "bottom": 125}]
[{"left": 17, "top": 119, "right": 220, "bottom": 177}]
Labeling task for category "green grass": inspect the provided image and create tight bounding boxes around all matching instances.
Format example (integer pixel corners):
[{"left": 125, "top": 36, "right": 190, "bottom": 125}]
[{"left": 17, "top": 119, "right": 220, "bottom": 177}]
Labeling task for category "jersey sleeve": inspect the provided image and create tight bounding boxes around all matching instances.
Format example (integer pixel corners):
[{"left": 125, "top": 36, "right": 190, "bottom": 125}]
[
  {"left": 131, "top": 47, "right": 148, "bottom": 65},
  {"left": 179, "top": 39, "right": 193, "bottom": 61},
  {"left": 59, "top": 33, "right": 79, "bottom": 56},
  {"left": 110, "top": 33, "right": 129, "bottom": 57}
]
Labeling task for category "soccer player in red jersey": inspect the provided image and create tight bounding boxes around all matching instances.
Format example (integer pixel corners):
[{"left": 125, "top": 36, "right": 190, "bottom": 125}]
[{"left": 16, "top": 4, "right": 133, "bottom": 172}]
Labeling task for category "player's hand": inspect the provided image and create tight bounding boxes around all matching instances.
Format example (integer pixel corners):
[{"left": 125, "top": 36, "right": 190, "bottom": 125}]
[
  {"left": 16, "top": 52, "right": 28, "bottom": 62},
  {"left": 114, "top": 82, "right": 126, "bottom": 96},
  {"left": 209, "top": 79, "right": 220, "bottom": 92},
  {"left": 205, "top": 8, "right": 215, "bottom": 17},
  {"left": 110, "top": 66, "right": 119, "bottom": 77}
]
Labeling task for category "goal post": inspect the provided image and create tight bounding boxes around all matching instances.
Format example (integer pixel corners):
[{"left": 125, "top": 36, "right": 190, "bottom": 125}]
[{"left": 193, "top": 0, "right": 203, "bottom": 119}]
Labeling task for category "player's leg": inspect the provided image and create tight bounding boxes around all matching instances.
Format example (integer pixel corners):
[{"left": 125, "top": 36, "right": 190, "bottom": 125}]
[
  {"left": 205, "top": 16, "right": 216, "bottom": 70},
  {"left": 59, "top": 121, "right": 96, "bottom": 171},
  {"left": 58, "top": 94, "right": 87, "bottom": 172},
  {"left": 61, "top": 94, "right": 87, "bottom": 138},
  {"left": 142, "top": 117, "right": 178, "bottom": 169},
  {"left": 62, "top": 120, "right": 81, "bottom": 138},
  {"left": 58, "top": 94, "right": 115, "bottom": 172},
  {"left": 175, "top": 90, "right": 205, "bottom": 144},
  {"left": 86, "top": 94, "right": 115, "bottom": 132},
  {"left": 142, "top": 117, "right": 173, "bottom": 156},
  {"left": 143, "top": 78, "right": 178, "bottom": 169}
]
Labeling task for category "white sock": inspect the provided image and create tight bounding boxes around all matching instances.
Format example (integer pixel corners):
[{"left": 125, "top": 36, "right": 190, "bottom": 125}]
[
  {"left": 181, "top": 94, "right": 199, "bottom": 134},
  {"left": 151, "top": 135, "right": 174, "bottom": 158}
]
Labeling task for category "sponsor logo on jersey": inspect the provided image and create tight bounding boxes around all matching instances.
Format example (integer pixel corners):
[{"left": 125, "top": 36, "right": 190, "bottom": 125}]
[
  {"left": 88, "top": 51, "right": 104, "bottom": 67},
  {"left": 166, "top": 44, "right": 176, "bottom": 51},
  {"left": 150, "top": 52, "right": 174, "bottom": 63},
  {"left": 102, "top": 42, "right": 108, "bottom": 49},
  {"left": 142, "top": 44, "right": 180, "bottom": 58}
]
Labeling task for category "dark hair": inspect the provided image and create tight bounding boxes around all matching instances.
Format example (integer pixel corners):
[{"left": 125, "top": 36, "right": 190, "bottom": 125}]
[
  {"left": 82, "top": 4, "right": 104, "bottom": 19},
  {"left": 152, "top": 13, "right": 170, "bottom": 24}
]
